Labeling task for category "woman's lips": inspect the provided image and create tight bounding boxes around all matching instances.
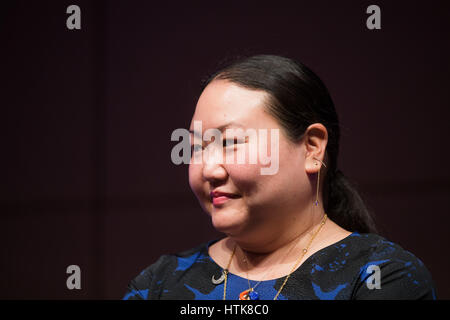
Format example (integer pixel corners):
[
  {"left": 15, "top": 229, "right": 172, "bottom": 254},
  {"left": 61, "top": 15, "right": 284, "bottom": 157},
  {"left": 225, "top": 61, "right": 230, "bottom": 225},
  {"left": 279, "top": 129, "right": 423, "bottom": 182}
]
[
  {"left": 212, "top": 196, "right": 232, "bottom": 206},
  {"left": 210, "top": 191, "right": 240, "bottom": 206}
]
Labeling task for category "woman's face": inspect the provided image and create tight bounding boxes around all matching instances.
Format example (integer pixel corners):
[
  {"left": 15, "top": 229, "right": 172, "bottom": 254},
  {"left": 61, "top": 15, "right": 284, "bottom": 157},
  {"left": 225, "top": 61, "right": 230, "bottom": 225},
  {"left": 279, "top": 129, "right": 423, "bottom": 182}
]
[{"left": 188, "top": 80, "right": 314, "bottom": 242}]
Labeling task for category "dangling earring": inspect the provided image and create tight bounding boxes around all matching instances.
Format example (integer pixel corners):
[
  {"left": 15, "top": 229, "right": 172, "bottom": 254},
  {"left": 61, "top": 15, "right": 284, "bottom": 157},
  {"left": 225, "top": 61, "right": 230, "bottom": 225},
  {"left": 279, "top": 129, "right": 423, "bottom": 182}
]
[{"left": 313, "top": 157, "right": 326, "bottom": 206}]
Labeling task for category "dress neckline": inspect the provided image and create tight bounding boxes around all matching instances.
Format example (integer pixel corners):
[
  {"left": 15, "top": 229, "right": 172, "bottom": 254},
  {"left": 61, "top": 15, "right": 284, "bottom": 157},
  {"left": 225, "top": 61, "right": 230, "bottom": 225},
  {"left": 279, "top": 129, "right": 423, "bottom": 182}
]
[{"left": 205, "top": 232, "right": 358, "bottom": 282}]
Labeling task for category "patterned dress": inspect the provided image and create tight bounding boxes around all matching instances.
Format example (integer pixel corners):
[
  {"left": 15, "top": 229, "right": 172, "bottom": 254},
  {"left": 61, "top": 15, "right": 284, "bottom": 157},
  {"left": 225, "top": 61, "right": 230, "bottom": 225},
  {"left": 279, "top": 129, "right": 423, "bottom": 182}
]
[{"left": 123, "top": 233, "right": 436, "bottom": 300}]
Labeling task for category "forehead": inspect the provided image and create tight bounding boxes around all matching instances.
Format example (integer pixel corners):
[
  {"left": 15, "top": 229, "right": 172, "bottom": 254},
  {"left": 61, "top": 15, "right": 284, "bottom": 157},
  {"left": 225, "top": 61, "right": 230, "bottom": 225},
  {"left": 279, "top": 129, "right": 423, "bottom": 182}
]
[{"left": 190, "top": 80, "right": 271, "bottom": 130}]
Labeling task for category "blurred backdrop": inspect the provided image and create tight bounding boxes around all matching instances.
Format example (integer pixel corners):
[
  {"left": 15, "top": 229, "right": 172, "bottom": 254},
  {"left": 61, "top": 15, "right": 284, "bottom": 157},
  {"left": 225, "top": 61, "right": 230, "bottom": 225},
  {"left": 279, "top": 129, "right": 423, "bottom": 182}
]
[{"left": 1, "top": 0, "right": 449, "bottom": 299}]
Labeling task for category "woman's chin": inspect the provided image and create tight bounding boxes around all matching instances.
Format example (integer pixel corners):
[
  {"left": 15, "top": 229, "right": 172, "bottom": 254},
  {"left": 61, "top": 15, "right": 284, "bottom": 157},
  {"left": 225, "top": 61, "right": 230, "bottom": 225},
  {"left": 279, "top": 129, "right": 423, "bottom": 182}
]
[{"left": 210, "top": 208, "right": 247, "bottom": 234}]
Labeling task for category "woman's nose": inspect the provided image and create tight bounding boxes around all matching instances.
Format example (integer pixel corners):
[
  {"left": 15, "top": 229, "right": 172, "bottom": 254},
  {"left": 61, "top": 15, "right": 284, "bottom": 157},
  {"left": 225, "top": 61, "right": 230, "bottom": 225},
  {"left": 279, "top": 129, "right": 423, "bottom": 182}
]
[{"left": 201, "top": 148, "right": 228, "bottom": 182}]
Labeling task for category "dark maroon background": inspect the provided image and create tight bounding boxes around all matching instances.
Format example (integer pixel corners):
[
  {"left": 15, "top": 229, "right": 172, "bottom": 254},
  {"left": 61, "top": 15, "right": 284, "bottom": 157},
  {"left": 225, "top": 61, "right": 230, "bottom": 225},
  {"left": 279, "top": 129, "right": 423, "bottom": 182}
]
[{"left": 1, "top": 0, "right": 449, "bottom": 299}]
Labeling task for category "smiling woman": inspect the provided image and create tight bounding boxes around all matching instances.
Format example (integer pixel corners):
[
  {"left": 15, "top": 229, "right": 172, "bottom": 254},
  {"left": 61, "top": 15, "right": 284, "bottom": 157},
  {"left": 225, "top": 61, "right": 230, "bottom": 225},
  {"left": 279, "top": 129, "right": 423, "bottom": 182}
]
[{"left": 123, "top": 54, "right": 436, "bottom": 300}]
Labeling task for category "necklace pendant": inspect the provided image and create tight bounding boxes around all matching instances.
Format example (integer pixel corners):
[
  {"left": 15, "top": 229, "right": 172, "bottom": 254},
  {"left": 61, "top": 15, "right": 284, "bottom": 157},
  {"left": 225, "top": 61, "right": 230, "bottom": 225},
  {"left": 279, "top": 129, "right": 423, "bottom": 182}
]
[
  {"left": 212, "top": 270, "right": 227, "bottom": 285},
  {"left": 239, "top": 289, "right": 259, "bottom": 300},
  {"left": 248, "top": 290, "right": 259, "bottom": 300},
  {"left": 239, "top": 289, "right": 251, "bottom": 300}
]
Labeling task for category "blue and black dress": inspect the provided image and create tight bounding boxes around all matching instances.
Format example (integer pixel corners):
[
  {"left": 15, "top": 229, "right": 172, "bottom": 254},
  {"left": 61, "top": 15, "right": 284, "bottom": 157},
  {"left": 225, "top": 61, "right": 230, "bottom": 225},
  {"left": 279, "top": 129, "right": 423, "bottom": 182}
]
[{"left": 123, "top": 233, "right": 436, "bottom": 300}]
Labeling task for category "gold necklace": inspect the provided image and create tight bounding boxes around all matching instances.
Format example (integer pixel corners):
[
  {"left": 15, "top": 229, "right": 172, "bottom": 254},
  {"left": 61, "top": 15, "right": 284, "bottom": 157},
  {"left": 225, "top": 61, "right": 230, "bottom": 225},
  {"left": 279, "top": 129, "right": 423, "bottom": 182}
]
[
  {"left": 240, "top": 228, "right": 303, "bottom": 300},
  {"left": 222, "top": 213, "right": 328, "bottom": 300}
]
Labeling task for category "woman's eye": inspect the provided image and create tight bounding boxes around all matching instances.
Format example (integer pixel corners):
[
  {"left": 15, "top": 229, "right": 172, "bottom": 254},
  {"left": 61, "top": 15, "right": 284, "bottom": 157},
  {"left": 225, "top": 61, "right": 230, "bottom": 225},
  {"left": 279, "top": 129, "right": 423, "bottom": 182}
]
[
  {"left": 223, "top": 138, "right": 244, "bottom": 147},
  {"left": 191, "top": 144, "right": 203, "bottom": 154}
]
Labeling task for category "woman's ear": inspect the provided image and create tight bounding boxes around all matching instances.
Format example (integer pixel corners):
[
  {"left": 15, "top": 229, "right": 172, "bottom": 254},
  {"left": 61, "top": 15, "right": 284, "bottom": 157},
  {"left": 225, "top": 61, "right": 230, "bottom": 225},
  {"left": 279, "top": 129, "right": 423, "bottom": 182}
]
[{"left": 304, "top": 123, "right": 328, "bottom": 174}]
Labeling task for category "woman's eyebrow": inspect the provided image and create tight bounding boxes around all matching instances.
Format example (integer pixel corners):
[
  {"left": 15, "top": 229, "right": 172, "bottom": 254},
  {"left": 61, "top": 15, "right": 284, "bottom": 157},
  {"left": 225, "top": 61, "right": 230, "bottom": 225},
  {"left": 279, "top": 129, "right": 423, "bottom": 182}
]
[
  {"left": 216, "top": 122, "right": 245, "bottom": 132},
  {"left": 188, "top": 129, "right": 202, "bottom": 138},
  {"left": 188, "top": 121, "right": 245, "bottom": 136}
]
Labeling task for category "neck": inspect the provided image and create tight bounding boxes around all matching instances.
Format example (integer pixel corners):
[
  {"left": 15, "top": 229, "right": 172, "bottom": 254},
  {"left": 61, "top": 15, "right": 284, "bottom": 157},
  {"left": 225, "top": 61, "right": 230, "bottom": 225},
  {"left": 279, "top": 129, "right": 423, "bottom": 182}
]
[{"left": 229, "top": 207, "right": 326, "bottom": 268}]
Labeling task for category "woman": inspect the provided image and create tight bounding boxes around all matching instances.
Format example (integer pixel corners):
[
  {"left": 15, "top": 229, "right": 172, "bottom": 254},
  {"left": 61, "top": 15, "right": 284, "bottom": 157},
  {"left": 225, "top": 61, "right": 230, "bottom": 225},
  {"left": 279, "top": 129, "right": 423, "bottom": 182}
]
[{"left": 123, "top": 55, "right": 436, "bottom": 300}]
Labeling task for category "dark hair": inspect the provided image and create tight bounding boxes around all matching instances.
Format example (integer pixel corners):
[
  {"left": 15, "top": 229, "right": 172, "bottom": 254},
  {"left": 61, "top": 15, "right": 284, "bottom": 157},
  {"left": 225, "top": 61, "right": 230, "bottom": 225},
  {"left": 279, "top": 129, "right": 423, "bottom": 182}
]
[{"left": 200, "top": 54, "right": 377, "bottom": 234}]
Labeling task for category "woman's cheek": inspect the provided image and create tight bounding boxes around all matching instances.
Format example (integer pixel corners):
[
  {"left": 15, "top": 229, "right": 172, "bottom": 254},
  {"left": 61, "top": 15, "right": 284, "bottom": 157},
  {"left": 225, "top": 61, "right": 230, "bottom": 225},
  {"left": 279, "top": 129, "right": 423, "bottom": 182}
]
[
  {"left": 224, "top": 161, "right": 261, "bottom": 193},
  {"left": 188, "top": 163, "right": 202, "bottom": 196}
]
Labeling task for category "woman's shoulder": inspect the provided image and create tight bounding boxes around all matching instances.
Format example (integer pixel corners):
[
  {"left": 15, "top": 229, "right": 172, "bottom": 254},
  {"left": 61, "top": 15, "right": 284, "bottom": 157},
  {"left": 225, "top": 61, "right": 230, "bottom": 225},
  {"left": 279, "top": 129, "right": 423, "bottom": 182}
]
[
  {"left": 138, "top": 240, "right": 214, "bottom": 277},
  {"left": 337, "top": 232, "right": 437, "bottom": 299},
  {"left": 123, "top": 240, "right": 216, "bottom": 300},
  {"left": 339, "top": 232, "right": 430, "bottom": 264}
]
